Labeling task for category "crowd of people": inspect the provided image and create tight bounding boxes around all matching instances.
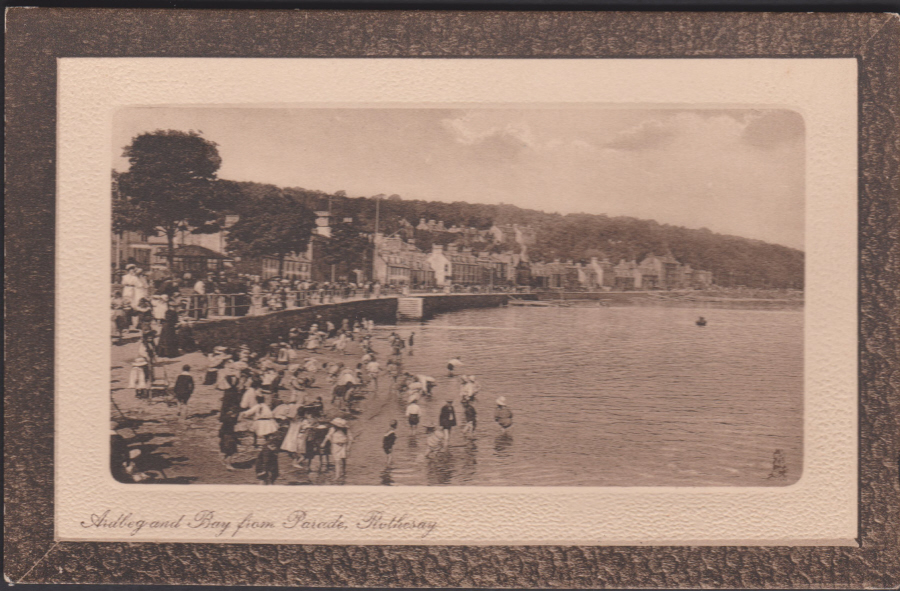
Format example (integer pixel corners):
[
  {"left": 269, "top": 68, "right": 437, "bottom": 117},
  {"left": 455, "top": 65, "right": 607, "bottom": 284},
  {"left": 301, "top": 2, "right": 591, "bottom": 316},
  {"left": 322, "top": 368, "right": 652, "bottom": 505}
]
[{"left": 115, "top": 306, "right": 516, "bottom": 485}]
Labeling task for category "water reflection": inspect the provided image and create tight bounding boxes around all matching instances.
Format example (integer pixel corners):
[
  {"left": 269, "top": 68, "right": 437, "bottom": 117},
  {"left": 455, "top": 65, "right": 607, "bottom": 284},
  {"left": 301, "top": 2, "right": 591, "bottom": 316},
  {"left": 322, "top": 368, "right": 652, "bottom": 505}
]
[
  {"left": 494, "top": 432, "right": 514, "bottom": 457},
  {"left": 425, "top": 448, "right": 458, "bottom": 485}
]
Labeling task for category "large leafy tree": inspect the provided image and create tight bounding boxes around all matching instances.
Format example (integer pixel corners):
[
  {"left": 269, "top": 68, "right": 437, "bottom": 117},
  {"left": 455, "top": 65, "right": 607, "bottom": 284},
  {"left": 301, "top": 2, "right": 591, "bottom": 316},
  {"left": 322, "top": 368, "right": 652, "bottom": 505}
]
[
  {"left": 318, "top": 217, "right": 371, "bottom": 279},
  {"left": 226, "top": 192, "right": 316, "bottom": 277},
  {"left": 113, "top": 130, "right": 224, "bottom": 268}
]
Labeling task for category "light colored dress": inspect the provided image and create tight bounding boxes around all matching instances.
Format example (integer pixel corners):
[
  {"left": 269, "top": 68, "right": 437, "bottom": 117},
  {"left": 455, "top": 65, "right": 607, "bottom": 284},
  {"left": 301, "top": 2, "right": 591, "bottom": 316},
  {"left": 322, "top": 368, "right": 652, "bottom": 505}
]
[
  {"left": 128, "top": 364, "right": 148, "bottom": 390},
  {"left": 281, "top": 416, "right": 313, "bottom": 454},
  {"left": 241, "top": 403, "right": 278, "bottom": 437},
  {"left": 240, "top": 387, "right": 260, "bottom": 410},
  {"left": 326, "top": 427, "right": 351, "bottom": 460}
]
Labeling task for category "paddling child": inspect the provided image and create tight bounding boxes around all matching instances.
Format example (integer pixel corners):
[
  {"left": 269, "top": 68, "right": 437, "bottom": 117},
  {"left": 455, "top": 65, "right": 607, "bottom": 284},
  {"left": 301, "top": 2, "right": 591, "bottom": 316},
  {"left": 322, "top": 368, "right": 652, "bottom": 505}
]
[
  {"left": 447, "top": 356, "right": 463, "bottom": 376},
  {"left": 494, "top": 397, "right": 513, "bottom": 430},
  {"left": 173, "top": 364, "right": 195, "bottom": 420},
  {"left": 424, "top": 423, "right": 443, "bottom": 458},
  {"left": 439, "top": 400, "right": 457, "bottom": 447},
  {"left": 383, "top": 420, "right": 398, "bottom": 466},
  {"left": 462, "top": 399, "right": 477, "bottom": 436},
  {"left": 406, "top": 400, "right": 421, "bottom": 434}
]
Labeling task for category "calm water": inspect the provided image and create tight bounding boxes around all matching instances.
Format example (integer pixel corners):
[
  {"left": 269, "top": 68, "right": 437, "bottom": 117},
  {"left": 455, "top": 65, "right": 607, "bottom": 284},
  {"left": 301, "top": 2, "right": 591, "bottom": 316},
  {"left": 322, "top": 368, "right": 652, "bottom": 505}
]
[{"left": 344, "top": 305, "right": 803, "bottom": 487}]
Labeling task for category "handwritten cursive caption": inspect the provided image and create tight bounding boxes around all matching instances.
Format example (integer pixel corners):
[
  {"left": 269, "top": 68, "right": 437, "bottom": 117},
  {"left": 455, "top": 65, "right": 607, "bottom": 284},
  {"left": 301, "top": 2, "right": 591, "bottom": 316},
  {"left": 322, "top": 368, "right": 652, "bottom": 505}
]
[{"left": 80, "top": 509, "right": 438, "bottom": 538}]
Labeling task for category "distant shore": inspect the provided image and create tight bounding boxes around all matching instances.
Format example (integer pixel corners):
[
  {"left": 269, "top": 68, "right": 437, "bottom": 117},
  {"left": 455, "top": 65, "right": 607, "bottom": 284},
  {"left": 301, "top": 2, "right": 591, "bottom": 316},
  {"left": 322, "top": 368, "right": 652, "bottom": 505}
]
[{"left": 533, "top": 288, "right": 803, "bottom": 307}]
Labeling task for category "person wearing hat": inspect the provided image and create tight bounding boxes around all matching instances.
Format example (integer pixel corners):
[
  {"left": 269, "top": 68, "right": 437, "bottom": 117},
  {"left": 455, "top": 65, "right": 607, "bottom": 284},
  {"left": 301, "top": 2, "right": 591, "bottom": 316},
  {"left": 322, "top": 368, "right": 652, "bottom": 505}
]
[
  {"left": 325, "top": 417, "right": 353, "bottom": 478},
  {"left": 156, "top": 295, "right": 180, "bottom": 359},
  {"left": 121, "top": 264, "right": 140, "bottom": 316},
  {"left": 494, "top": 397, "right": 513, "bottom": 430},
  {"left": 127, "top": 357, "right": 150, "bottom": 399},
  {"left": 439, "top": 399, "right": 457, "bottom": 447}
]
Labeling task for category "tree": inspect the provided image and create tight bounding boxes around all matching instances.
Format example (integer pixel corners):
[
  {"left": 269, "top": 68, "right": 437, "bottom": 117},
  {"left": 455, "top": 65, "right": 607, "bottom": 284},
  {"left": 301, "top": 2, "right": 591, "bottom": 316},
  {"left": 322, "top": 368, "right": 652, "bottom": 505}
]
[
  {"left": 113, "top": 130, "right": 224, "bottom": 268},
  {"left": 318, "top": 218, "right": 371, "bottom": 279},
  {"left": 226, "top": 193, "right": 316, "bottom": 277}
]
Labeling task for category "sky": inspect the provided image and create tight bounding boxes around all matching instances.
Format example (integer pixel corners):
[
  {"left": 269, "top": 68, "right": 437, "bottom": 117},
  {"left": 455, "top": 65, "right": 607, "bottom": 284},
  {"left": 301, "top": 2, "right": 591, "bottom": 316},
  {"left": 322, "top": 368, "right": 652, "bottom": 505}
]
[{"left": 113, "top": 107, "right": 805, "bottom": 250}]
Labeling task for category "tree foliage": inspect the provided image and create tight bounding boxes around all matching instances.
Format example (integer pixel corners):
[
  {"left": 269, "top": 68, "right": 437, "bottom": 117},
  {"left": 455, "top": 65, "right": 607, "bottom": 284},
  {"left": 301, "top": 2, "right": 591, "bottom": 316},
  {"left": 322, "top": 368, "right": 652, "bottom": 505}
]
[
  {"left": 225, "top": 190, "right": 316, "bottom": 276},
  {"left": 318, "top": 218, "right": 371, "bottom": 269},
  {"left": 113, "top": 130, "right": 223, "bottom": 266}
]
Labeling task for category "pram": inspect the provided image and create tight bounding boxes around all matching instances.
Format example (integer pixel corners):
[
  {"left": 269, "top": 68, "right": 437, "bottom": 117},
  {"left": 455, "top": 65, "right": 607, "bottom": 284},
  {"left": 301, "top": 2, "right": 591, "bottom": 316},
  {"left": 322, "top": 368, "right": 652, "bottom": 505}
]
[{"left": 148, "top": 365, "right": 171, "bottom": 403}]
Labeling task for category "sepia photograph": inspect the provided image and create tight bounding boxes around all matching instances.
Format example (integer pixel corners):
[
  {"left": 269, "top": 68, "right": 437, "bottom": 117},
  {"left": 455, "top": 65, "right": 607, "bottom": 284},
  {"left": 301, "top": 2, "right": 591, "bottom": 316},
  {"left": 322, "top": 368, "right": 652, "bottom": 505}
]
[{"left": 109, "top": 106, "right": 805, "bottom": 488}]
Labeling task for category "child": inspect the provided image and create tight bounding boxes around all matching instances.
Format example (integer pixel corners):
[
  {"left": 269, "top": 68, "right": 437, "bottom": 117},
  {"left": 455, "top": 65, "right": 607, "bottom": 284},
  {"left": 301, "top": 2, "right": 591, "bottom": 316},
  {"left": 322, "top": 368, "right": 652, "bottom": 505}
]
[
  {"left": 424, "top": 424, "right": 443, "bottom": 458},
  {"left": 447, "top": 356, "right": 463, "bottom": 376},
  {"left": 241, "top": 395, "right": 278, "bottom": 448},
  {"left": 173, "top": 364, "right": 195, "bottom": 420},
  {"left": 383, "top": 420, "right": 398, "bottom": 466},
  {"left": 325, "top": 418, "right": 353, "bottom": 479},
  {"left": 494, "top": 397, "right": 513, "bottom": 430},
  {"left": 128, "top": 356, "right": 150, "bottom": 399},
  {"left": 255, "top": 436, "right": 280, "bottom": 485},
  {"left": 406, "top": 400, "right": 421, "bottom": 434},
  {"left": 462, "top": 399, "right": 477, "bottom": 436}
]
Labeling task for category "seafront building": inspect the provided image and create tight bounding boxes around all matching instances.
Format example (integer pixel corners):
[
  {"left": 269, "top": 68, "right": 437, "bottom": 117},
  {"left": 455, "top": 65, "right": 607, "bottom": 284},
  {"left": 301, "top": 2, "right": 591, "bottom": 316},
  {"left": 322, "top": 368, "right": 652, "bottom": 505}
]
[
  {"left": 372, "top": 234, "right": 435, "bottom": 287},
  {"left": 112, "top": 206, "right": 715, "bottom": 290}
]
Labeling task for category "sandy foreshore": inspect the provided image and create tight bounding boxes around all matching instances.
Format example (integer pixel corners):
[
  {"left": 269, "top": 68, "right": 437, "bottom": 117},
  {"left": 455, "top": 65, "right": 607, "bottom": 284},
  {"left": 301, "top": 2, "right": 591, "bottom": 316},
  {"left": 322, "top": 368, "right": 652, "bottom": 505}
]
[{"left": 111, "top": 327, "right": 409, "bottom": 486}]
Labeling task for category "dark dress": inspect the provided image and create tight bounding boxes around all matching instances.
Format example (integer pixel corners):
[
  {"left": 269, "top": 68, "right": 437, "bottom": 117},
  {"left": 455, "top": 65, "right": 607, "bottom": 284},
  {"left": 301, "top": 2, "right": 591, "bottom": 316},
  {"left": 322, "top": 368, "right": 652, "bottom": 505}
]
[
  {"left": 173, "top": 373, "right": 194, "bottom": 403},
  {"left": 220, "top": 375, "right": 243, "bottom": 419},
  {"left": 157, "top": 309, "right": 180, "bottom": 358},
  {"left": 219, "top": 419, "right": 238, "bottom": 456},
  {"left": 464, "top": 404, "right": 477, "bottom": 428},
  {"left": 177, "top": 322, "right": 197, "bottom": 353},
  {"left": 439, "top": 405, "right": 457, "bottom": 429},
  {"left": 382, "top": 431, "right": 397, "bottom": 454}
]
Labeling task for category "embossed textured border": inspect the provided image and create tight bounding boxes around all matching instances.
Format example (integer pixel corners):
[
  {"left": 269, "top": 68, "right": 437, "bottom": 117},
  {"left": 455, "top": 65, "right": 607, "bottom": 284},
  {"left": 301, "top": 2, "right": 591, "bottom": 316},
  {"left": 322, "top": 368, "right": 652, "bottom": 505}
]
[{"left": 5, "top": 9, "right": 899, "bottom": 587}]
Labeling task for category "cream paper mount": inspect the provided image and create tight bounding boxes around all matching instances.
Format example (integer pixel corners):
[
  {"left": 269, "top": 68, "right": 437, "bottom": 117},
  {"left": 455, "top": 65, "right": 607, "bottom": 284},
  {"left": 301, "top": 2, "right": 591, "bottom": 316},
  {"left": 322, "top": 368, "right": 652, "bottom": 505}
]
[{"left": 56, "top": 57, "right": 857, "bottom": 546}]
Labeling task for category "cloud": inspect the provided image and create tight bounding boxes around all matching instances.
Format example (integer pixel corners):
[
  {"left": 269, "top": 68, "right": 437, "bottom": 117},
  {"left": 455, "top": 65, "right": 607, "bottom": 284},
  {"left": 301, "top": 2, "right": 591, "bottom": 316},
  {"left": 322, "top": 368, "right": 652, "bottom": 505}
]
[
  {"left": 741, "top": 110, "right": 805, "bottom": 150},
  {"left": 605, "top": 119, "right": 677, "bottom": 151}
]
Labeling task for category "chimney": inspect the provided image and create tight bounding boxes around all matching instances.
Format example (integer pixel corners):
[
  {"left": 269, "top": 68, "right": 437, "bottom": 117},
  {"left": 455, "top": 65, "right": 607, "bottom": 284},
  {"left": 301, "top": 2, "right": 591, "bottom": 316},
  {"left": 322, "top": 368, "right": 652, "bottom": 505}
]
[
  {"left": 591, "top": 257, "right": 598, "bottom": 265},
  {"left": 432, "top": 244, "right": 443, "bottom": 253}
]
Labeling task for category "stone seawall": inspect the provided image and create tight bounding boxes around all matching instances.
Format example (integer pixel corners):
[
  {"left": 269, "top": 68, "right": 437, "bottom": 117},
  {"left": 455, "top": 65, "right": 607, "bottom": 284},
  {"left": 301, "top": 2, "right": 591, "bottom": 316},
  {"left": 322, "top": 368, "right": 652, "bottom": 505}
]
[
  {"left": 191, "top": 298, "right": 398, "bottom": 353},
  {"left": 189, "top": 294, "right": 511, "bottom": 352},
  {"left": 419, "top": 294, "right": 509, "bottom": 319}
]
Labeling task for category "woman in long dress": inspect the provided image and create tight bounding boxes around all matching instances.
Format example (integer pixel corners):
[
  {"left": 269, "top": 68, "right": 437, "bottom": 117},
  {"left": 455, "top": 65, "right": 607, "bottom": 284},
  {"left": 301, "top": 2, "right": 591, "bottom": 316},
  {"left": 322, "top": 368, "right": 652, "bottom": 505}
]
[
  {"left": 281, "top": 409, "right": 314, "bottom": 467},
  {"left": 156, "top": 305, "right": 180, "bottom": 359}
]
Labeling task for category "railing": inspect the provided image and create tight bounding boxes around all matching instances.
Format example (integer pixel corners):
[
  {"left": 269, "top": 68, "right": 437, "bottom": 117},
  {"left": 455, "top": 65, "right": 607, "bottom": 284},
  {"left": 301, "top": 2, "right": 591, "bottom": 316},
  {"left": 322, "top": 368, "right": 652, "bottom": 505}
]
[
  {"left": 124, "top": 284, "right": 533, "bottom": 322},
  {"left": 179, "top": 288, "right": 391, "bottom": 319}
]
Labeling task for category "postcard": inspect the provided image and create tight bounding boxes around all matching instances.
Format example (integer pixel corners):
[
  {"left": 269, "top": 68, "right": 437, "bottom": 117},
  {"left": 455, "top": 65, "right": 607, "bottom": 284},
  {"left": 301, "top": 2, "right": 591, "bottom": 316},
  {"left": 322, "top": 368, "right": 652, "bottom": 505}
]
[{"left": 55, "top": 57, "right": 857, "bottom": 546}]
